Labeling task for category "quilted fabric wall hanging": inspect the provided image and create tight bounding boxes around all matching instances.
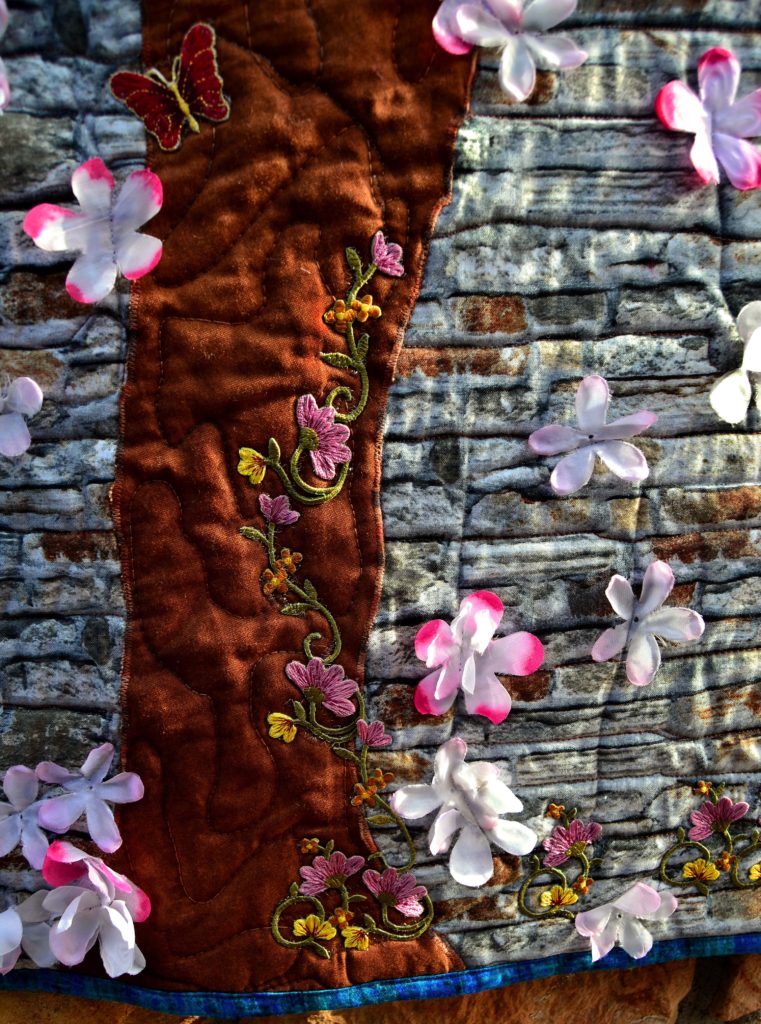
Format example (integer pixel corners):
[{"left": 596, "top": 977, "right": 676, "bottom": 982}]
[{"left": 1, "top": 0, "right": 761, "bottom": 1020}]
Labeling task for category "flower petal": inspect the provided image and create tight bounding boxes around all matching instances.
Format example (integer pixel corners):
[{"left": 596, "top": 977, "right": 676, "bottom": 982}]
[
  {"left": 690, "top": 129, "right": 721, "bottom": 185},
  {"left": 113, "top": 169, "right": 163, "bottom": 229},
  {"left": 638, "top": 560, "right": 674, "bottom": 615},
  {"left": 742, "top": 327, "right": 761, "bottom": 373},
  {"left": 414, "top": 666, "right": 459, "bottom": 716},
  {"left": 454, "top": 591, "right": 504, "bottom": 653},
  {"left": 713, "top": 132, "right": 761, "bottom": 190},
  {"left": 0, "top": 414, "right": 31, "bottom": 457},
  {"left": 589, "top": 919, "right": 620, "bottom": 961},
  {"left": 23, "top": 205, "right": 86, "bottom": 252},
  {"left": 449, "top": 824, "right": 494, "bottom": 887},
  {"left": 98, "top": 903, "right": 137, "bottom": 978},
  {"left": 698, "top": 47, "right": 740, "bottom": 112},
  {"left": 714, "top": 89, "right": 761, "bottom": 138},
  {"left": 21, "top": 922, "right": 57, "bottom": 968},
  {"left": 66, "top": 252, "right": 118, "bottom": 304},
  {"left": 80, "top": 743, "right": 115, "bottom": 783},
  {"left": 591, "top": 622, "right": 628, "bottom": 663},
  {"left": 20, "top": 821, "right": 49, "bottom": 870},
  {"left": 710, "top": 369, "right": 752, "bottom": 423},
  {"left": 522, "top": 0, "right": 577, "bottom": 31},
  {"left": 3, "top": 766, "right": 38, "bottom": 809},
  {"left": 595, "top": 440, "right": 650, "bottom": 482},
  {"left": 0, "top": 814, "right": 21, "bottom": 858},
  {"left": 593, "top": 410, "right": 658, "bottom": 441},
  {"left": 619, "top": 916, "right": 653, "bottom": 959},
  {"left": 463, "top": 669, "right": 511, "bottom": 724},
  {"left": 97, "top": 772, "right": 144, "bottom": 804},
  {"left": 482, "top": 631, "right": 544, "bottom": 676},
  {"left": 414, "top": 619, "right": 456, "bottom": 667},
  {"left": 488, "top": 0, "right": 523, "bottom": 28},
  {"left": 85, "top": 799, "right": 122, "bottom": 853},
  {"left": 488, "top": 818, "right": 537, "bottom": 856},
  {"left": 528, "top": 424, "right": 583, "bottom": 455},
  {"left": 428, "top": 806, "right": 465, "bottom": 855},
  {"left": 576, "top": 375, "right": 609, "bottom": 430},
  {"left": 523, "top": 34, "right": 587, "bottom": 70},
  {"left": 454, "top": 5, "right": 512, "bottom": 47},
  {"left": 499, "top": 35, "right": 536, "bottom": 102},
  {"left": 49, "top": 905, "right": 101, "bottom": 966},
  {"left": 605, "top": 575, "right": 635, "bottom": 619},
  {"left": 71, "top": 158, "right": 114, "bottom": 216},
  {"left": 4, "top": 377, "right": 43, "bottom": 417},
  {"left": 650, "top": 891, "right": 679, "bottom": 921},
  {"left": 0, "top": 908, "right": 22, "bottom": 958},
  {"left": 645, "top": 606, "right": 704, "bottom": 643},
  {"left": 574, "top": 903, "right": 613, "bottom": 938},
  {"left": 613, "top": 881, "right": 662, "bottom": 916},
  {"left": 432, "top": 0, "right": 474, "bottom": 54},
  {"left": 38, "top": 792, "right": 89, "bottom": 834},
  {"left": 655, "top": 81, "right": 706, "bottom": 134},
  {"left": 390, "top": 784, "right": 441, "bottom": 820},
  {"left": 626, "top": 631, "right": 661, "bottom": 687},
  {"left": 115, "top": 231, "right": 163, "bottom": 281},
  {"left": 434, "top": 736, "right": 468, "bottom": 783},
  {"left": 474, "top": 774, "right": 523, "bottom": 815},
  {"left": 550, "top": 447, "right": 596, "bottom": 496},
  {"left": 736, "top": 301, "right": 761, "bottom": 345}
]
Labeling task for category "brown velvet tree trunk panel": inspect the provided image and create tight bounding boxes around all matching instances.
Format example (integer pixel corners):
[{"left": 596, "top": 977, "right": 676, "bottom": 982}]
[{"left": 112, "top": 0, "right": 473, "bottom": 994}]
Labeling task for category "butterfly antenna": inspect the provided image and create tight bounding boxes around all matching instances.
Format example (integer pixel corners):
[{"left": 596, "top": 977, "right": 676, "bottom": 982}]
[{"left": 145, "top": 67, "right": 171, "bottom": 88}]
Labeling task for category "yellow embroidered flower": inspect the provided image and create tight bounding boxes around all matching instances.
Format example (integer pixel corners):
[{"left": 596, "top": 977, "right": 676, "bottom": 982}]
[
  {"left": 716, "top": 852, "right": 736, "bottom": 873},
  {"left": 299, "top": 837, "right": 320, "bottom": 854},
  {"left": 262, "top": 567, "right": 289, "bottom": 595},
  {"left": 351, "top": 783, "right": 378, "bottom": 807},
  {"left": 292, "top": 914, "right": 336, "bottom": 941},
  {"left": 546, "top": 803, "right": 565, "bottom": 820},
  {"left": 573, "top": 876, "right": 594, "bottom": 895},
  {"left": 323, "top": 299, "right": 356, "bottom": 331},
  {"left": 351, "top": 294, "right": 381, "bottom": 322},
  {"left": 683, "top": 858, "right": 720, "bottom": 882},
  {"left": 370, "top": 768, "right": 394, "bottom": 790},
  {"left": 539, "top": 885, "right": 578, "bottom": 909},
  {"left": 695, "top": 780, "right": 713, "bottom": 796},
  {"left": 342, "top": 925, "right": 370, "bottom": 950},
  {"left": 267, "top": 712, "right": 298, "bottom": 743},
  {"left": 237, "top": 447, "right": 266, "bottom": 485},
  {"left": 276, "top": 548, "right": 303, "bottom": 575},
  {"left": 749, "top": 864, "right": 761, "bottom": 881},
  {"left": 329, "top": 908, "right": 354, "bottom": 928}
]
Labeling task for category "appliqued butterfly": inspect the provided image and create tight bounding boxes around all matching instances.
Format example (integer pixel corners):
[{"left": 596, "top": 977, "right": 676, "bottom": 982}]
[{"left": 110, "top": 22, "right": 230, "bottom": 152}]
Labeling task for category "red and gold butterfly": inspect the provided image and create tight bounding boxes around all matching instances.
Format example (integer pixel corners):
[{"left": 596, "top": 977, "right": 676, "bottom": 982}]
[{"left": 110, "top": 23, "right": 230, "bottom": 152}]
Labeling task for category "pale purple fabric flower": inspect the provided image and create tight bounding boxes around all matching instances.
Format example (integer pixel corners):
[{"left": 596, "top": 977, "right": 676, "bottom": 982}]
[
  {"left": 356, "top": 719, "right": 393, "bottom": 749},
  {"left": 575, "top": 883, "right": 678, "bottom": 962},
  {"left": 710, "top": 300, "right": 761, "bottom": 424},
  {"left": 362, "top": 867, "right": 427, "bottom": 918},
  {"left": 36, "top": 743, "right": 144, "bottom": 854},
  {"left": 591, "top": 560, "right": 705, "bottom": 687},
  {"left": 0, "top": 766, "right": 49, "bottom": 869},
  {"left": 285, "top": 657, "right": 358, "bottom": 717},
  {"left": 542, "top": 817, "right": 602, "bottom": 867},
  {"left": 0, "top": 892, "right": 58, "bottom": 974},
  {"left": 296, "top": 394, "right": 352, "bottom": 481},
  {"left": 689, "top": 796, "right": 749, "bottom": 841},
  {"left": 371, "top": 231, "right": 404, "bottom": 277},
  {"left": 433, "top": 0, "right": 587, "bottom": 103},
  {"left": 529, "top": 375, "right": 657, "bottom": 496},
  {"left": 299, "top": 850, "right": 366, "bottom": 896},
  {"left": 0, "top": 377, "right": 43, "bottom": 457},
  {"left": 259, "top": 493, "right": 300, "bottom": 527}
]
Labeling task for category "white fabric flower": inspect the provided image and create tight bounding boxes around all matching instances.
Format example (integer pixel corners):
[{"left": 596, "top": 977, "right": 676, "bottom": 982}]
[
  {"left": 591, "top": 560, "right": 705, "bottom": 686},
  {"left": 23, "top": 158, "right": 163, "bottom": 304},
  {"left": 575, "top": 883, "right": 678, "bottom": 962},
  {"left": 390, "top": 737, "right": 537, "bottom": 887},
  {"left": 710, "top": 300, "right": 761, "bottom": 423},
  {"left": 0, "top": 766, "right": 49, "bottom": 869},
  {"left": 0, "top": 377, "right": 43, "bottom": 458},
  {"left": 0, "top": 892, "right": 58, "bottom": 974},
  {"left": 433, "top": 0, "right": 587, "bottom": 103},
  {"left": 37, "top": 742, "right": 144, "bottom": 854}
]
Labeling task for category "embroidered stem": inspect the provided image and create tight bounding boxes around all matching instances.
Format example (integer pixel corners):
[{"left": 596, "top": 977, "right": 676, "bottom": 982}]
[{"left": 271, "top": 890, "right": 334, "bottom": 960}]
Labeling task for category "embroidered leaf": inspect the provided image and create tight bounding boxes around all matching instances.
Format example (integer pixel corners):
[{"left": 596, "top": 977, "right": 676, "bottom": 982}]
[
  {"left": 366, "top": 814, "right": 395, "bottom": 826},
  {"left": 268, "top": 437, "right": 281, "bottom": 462},
  {"left": 355, "top": 333, "right": 369, "bottom": 361},
  {"left": 321, "top": 351, "right": 357, "bottom": 370},
  {"left": 290, "top": 883, "right": 299, "bottom": 898},
  {"left": 362, "top": 914, "right": 375, "bottom": 930},
  {"left": 303, "top": 579, "right": 317, "bottom": 601},
  {"left": 240, "top": 526, "right": 266, "bottom": 543},
  {"left": 292, "top": 700, "right": 307, "bottom": 721},
  {"left": 345, "top": 247, "right": 362, "bottom": 276},
  {"left": 281, "top": 603, "right": 312, "bottom": 616},
  {"left": 331, "top": 746, "right": 357, "bottom": 762},
  {"left": 314, "top": 943, "right": 331, "bottom": 960}
]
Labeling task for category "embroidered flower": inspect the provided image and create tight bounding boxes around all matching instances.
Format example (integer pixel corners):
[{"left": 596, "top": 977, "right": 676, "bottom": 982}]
[
  {"left": 574, "top": 883, "right": 678, "bottom": 962},
  {"left": 715, "top": 852, "right": 735, "bottom": 873},
  {"left": 688, "top": 796, "right": 749, "bottom": 841},
  {"left": 528, "top": 375, "right": 657, "bottom": 496},
  {"left": 329, "top": 908, "right": 354, "bottom": 928},
  {"left": 267, "top": 712, "right": 298, "bottom": 743},
  {"left": 238, "top": 447, "right": 267, "bottom": 485},
  {"left": 0, "top": 892, "right": 58, "bottom": 975},
  {"left": 695, "top": 780, "right": 713, "bottom": 796},
  {"left": 546, "top": 803, "right": 565, "bottom": 819},
  {"left": 656, "top": 48, "right": 761, "bottom": 190},
  {"left": 591, "top": 560, "right": 705, "bottom": 687},
  {"left": 573, "top": 876, "right": 594, "bottom": 895},
  {"left": 683, "top": 858, "right": 720, "bottom": 883},
  {"left": 23, "top": 159, "right": 163, "bottom": 304},
  {"left": 259, "top": 493, "right": 299, "bottom": 526},
  {"left": 391, "top": 737, "right": 537, "bottom": 888},
  {"left": 433, "top": 0, "right": 587, "bottom": 103},
  {"left": 414, "top": 590, "right": 544, "bottom": 723},
  {"left": 0, "top": 766, "right": 50, "bottom": 869},
  {"left": 292, "top": 915, "right": 336, "bottom": 941},
  {"left": 295, "top": 394, "right": 352, "bottom": 481},
  {"left": 36, "top": 742, "right": 144, "bottom": 855},
  {"left": 539, "top": 884, "right": 577, "bottom": 909},
  {"left": 299, "top": 837, "right": 320, "bottom": 854},
  {"left": 342, "top": 925, "right": 370, "bottom": 950},
  {"left": 363, "top": 867, "right": 427, "bottom": 918},
  {"left": 351, "top": 294, "right": 381, "bottom": 322},
  {"left": 351, "top": 783, "right": 379, "bottom": 808},
  {"left": 0, "top": 378, "right": 43, "bottom": 458},
  {"left": 371, "top": 231, "right": 404, "bottom": 277},
  {"left": 543, "top": 818, "right": 602, "bottom": 868},
  {"left": 299, "top": 850, "right": 366, "bottom": 896},
  {"left": 262, "top": 567, "right": 289, "bottom": 595},
  {"left": 710, "top": 301, "right": 761, "bottom": 424},
  {"left": 275, "top": 548, "right": 303, "bottom": 574},
  {"left": 370, "top": 768, "right": 394, "bottom": 790},
  {"left": 285, "top": 657, "right": 358, "bottom": 717},
  {"left": 749, "top": 864, "right": 761, "bottom": 882},
  {"left": 356, "top": 719, "right": 392, "bottom": 749},
  {"left": 323, "top": 299, "right": 357, "bottom": 331}
]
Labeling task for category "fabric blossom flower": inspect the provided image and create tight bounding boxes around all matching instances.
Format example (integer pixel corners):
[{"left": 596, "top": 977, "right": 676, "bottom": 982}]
[
  {"left": 710, "top": 300, "right": 761, "bottom": 423},
  {"left": 356, "top": 719, "right": 393, "bottom": 749},
  {"left": 591, "top": 560, "right": 705, "bottom": 686},
  {"left": 0, "top": 765, "right": 49, "bottom": 869},
  {"left": 433, "top": 0, "right": 587, "bottom": 103},
  {"left": 362, "top": 867, "right": 427, "bottom": 918},
  {"left": 543, "top": 817, "right": 602, "bottom": 867},
  {"left": 390, "top": 737, "right": 537, "bottom": 888},
  {"left": 285, "top": 657, "right": 358, "bottom": 717},
  {"left": 296, "top": 394, "right": 351, "bottom": 480},
  {"left": 688, "top": 796, "right": 749, "bottom": 841},
  {"left": 656, "top": 48, "right": 761, "bottom": 190},
  {"left": 0, "top": 377, "right": 43, "bottom": 458},
  {"left": 0, "top": 892, "right": 58, "bottom": 975},
  {"left": 371, "top": 231, "right": 404, "bottom": 277},
  {"left": 36, "top": 742, "right": 144, "bottom": 854},
  {"left": 574, "top": 883, "right": 678, "bottom": 962},
  {"left": 414, "top": 590, "right": 544, "bottom": 724},
  {"left": 299, "top": 850, "right": 366, "bottom": 896},
  {"left": 529, "top": 375, "right": 657, "bottom": 496},
  {"left": 259, "top": 493, "right": 300, "bottom": 526},
  {"left": 23, "top": 158, "right": 163, "bottom": 304}
]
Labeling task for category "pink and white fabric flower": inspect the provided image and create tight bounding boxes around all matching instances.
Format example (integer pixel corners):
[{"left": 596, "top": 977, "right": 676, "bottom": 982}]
[
  {"left": 575, "top": 883, "right": 678, "bottom": 962},
  {"left": 0, "top": 0, "right": 10, "bottom": 113},
  {"left": 356, "top": 719, "right": 393, "bottom": 749},
  {"left": 528, "top": 375, "right": 657, "bottom": 496},
  {"left": 36, "top": 742, "right": 144, "bottom": 854},
  {"left": 656, "top": 48, "right": 761, "bottom": 190},
  {"left": 362, "top": 867, "right": 427, "bottom": 918},
  {"left": 689, "top": 796, "right": 749, "bottom": 841},
  {"left": 23, "top": 158, "right": 163, "bottom": 304},
  {"left": 0, "top": 892, "right": 58, "bottom": 974},
  {"left": 0, "top": 765, "right": 49, "bottom": 869},
  {"left": 0, "top": 377, "right": 43, "bottom": 458},
  {"left": 710, "top": 301, "right": 761, "bottom": 424},
  {"left": 285, "top": 658, "right": 358, "bottom": 717},
  {"left": 591, "top": 560, "right": 705, "bottom": 687},
  {"left": 390, "top": 737, "right": 537, "bottom": 888},
  {"left": 433, "top": 0, "right": 587, "bottom": 103},
  {"left": 296, "top": 394, "right": 352, "bottom": 481},
  {"left": 414, "top": 590, "right": 544, "bottom": 724},
  {"left": 299, "top": 850, "right": 366, "bottom": 896},
  {"left": 371, "top": 231, "right": 404, "bottom": 277},
  {"left": 543, "top": 817, "right": 602, "bottom": 867}
]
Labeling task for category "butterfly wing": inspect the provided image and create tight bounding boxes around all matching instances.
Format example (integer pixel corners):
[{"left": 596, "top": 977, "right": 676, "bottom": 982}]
[
  {"left": 177, "top": 23, "right": 231, "bottom": 124},
  {"left": 110, "top": 71, "right": 186, "bottom": 152}
]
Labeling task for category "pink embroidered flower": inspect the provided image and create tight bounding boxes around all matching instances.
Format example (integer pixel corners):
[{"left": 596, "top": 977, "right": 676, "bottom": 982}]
[
  {"left": 356, "top": 719, "right": 393, "bottom": 748},
  {"left": 591, "top": 560, "right": 705, "bottom": 687},
  {"left": 371, "top": 231, "right": 404, "bottom": 277},
  {"left": 0, "top": 766, "right": 49, "bottom": 869},
  {"left": 689, "top": 796, "right": 749, "bottom": 841},
  {"left": 299, "top": 850, "right": 366, "bottom": 896},
  {"left": 542, "top": 818, "right": 602, "bottom": 867},
  {"left": 656, "top": 48, "right": 761, "bottom": 191},
  {"left": 414, "top": 590, "right": 544, "bottom": 724},
  {"left": 575, "top": 883, "right": 678, "bottom": 962},
  {"left": 36, "top": 742, "right": 144, "bottom": 854},
  {"left": 0, "top": 377, "right": 43, "bottom": 458},
  {"left": 23, "top": 158, "right": 163, "bottom": 304},
  {"left": 710, "top": 301, "right": 761, "bottom": 424},
  {"left": 285, "top": 657, "right": 359, "bottom": 717},
  {"left": 296, "top": 394, "right": 352, "bottom": 481},
  {"left": 528, "top": 375, "right": 657, "bottom": 496},
  {"left": 362, "top": 867, "right": 427, "bottom": 918},
  {"left": 433, "top": 0, "right": 587, "bottom": 103},
  {"left": 0, "top": 892, "right": 58, "bottom": 975},
  {"left": 259, "top": 493, "right": 300, "bottom": 527}
]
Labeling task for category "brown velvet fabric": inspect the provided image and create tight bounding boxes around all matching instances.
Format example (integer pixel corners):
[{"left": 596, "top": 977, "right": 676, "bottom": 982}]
[{"left": 112, "top": 0, "right": 473, "bottom": 995}]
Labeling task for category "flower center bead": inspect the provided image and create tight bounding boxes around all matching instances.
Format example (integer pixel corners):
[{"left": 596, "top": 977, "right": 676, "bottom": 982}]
[
  {"left": 325, "top": 873, "right": 347, "bottom": 889},
  {"left": 303, "top": 686, "right": 325, "bottom": 704},
  {"left": 568, "top": 840, "right": 588, "bottom": 858},
  {"left": 299, "top": 426, "right": 320, "bottom": 451}
]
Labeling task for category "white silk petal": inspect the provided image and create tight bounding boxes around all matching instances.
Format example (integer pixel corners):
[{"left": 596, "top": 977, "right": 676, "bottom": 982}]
[
  {"left": 655, "top": 80, "right": 706, "bottom": 134},
  {"left": 112, "top": 169, "right": 163, "bottom": 229},
  {"left": 689, "top": 130, "right": 721, "bottom": 185},
  {"left": 715, "top": 89, "right": 761, "bottom": 138},
  {"left": 72, "top": 159, "right": 114, "bottom": 216},
  {"left": 4, "top": 378, "right": 43, "bottom": 417},
  {"left": 115, "top": 231, "right": 163, "bottom": 281},
  {"left": 523, "top": 33, "right": 586, "bottom": 70},
  {"left": 595, "top": 440, "right": 650, "bottom": 482},
  {"left": 499, "top": 35, "right": 536, "bottom": 102},
  {"left": 65, "top": 252, "right": 118, "bottom": 304},
  {"left": 591, "top": 623, "right": 628, "bottom": 663},
  {"left": 698, "top": 47, "right": 740, "bottom": 112},
  {"left": 613, "top": 882, "right": 661, "bottom": 916},
  {"left": 710, "top": 369, "right": 751, "bottom": 423},
  {"left": 605, "top": 575, "right": 635, "bottom": 619},
  {"left": 619, "top": 916, "right": 654, "bottom": 959},
  {"left": 0, "top": 908, "right": 22, "bottom": 957},
  {"left": 575, "top": 375, "right": 609, "bottom": 430},
  {"left": 454, "top": 5, "right": 512, "bottom": 47},
  {"left": 488, "top": 818, "right": 537, "bottom": 856},
  {"left": 638, "top": 560, "right": 674, "bottom": 615},
  {"left": 449, "top": 824, "right": 494, "bottom": 887},
  {"left": 550, "top": 447, "right": 595, "bottom": 495},
  {"left": 428, "top": 807, "right": 465, "bottom": 855},
  {"left": 528, "top": 424, "right": 583, "bottom": 455},
  {"left": 645, "top": 606, "right": 704, "bottom": 643},
  {"left": 0, "top": 414, "right": 31, "bottom": 457},
  {"left": 390, "top": 784, "right": 441, "bottom": 820},
  {"left": 522, "top": 0, "right": 577, "bottom": 31},
  {"left": 742, "top": 327, "right": 761, "bottom": 372},
  {"left": 713, "top": 132, "right": 761, "bottom": 190},
  {"left": 3, "top": 766, "right": 38, "bottom": 809},
  {"left": 626, "top": 631, "right": 661, "bottom": 686},
  {"left": 736, "top": 300, "right": 761, "bottom": 344}
]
